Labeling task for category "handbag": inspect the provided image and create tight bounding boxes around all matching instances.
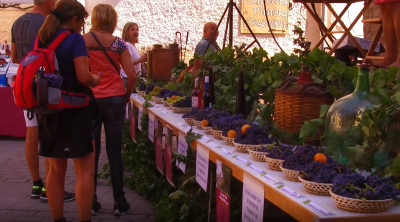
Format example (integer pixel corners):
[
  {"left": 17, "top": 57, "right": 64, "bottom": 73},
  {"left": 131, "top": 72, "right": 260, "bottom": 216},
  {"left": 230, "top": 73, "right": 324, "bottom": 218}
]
[{"left": 90, "top": 32, "right": 120, "bottom": 74}]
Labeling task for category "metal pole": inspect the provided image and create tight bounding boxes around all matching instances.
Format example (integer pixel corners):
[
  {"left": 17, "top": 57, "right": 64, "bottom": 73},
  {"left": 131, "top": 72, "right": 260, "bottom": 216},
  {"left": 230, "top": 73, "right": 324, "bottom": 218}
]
[{"left": 228, "top": 0, "right": 234, "bottom": 48}]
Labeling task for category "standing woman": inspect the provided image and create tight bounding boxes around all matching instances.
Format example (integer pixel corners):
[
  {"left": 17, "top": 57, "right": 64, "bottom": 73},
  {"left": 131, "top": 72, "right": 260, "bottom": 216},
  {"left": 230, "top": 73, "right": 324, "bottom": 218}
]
[
  {"left": 120, "top": 22, "right": 147, "bottom": 84},
  {"left": 82, "top": 3, "right": 137, "bottom": 216},
  {"left": 34, "top": 0, "right": 100, "bottom": 221}
]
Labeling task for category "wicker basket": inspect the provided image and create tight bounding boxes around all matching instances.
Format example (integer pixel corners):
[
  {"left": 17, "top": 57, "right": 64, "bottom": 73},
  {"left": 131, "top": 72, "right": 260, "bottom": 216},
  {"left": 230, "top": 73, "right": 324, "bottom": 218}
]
[
  {"left": 329, "top": 189, "right": 395, "bottom": 213},
  {"left": 248, "top": 150, "right": 268, "bottom": 162},
  {"left": 274, "top": 78, "right": 334, "bottom": 142},
  {"left": 202, "top": 126, "right": 213, "bottom": 135},
  {"left": 298, "top": 176, "right": 332, "bottom": 196},
  {"left": 233, "top": 142, "right": 261, "bottom": 153},
  {"left": 152, "top": 96, "right": 164, "bottom": 104},
  {"left": 171, "top": 107, "right": 192, "bottom": 114},
  {"left": 222, "top": 136, "right": 234, "bottom": 146},
  {"left": 264, "top": 156, "right": 284, "bottom": 171},
  {"left": 137, "top": 90, "right": 146, "bottom": 96},
  {"left": 212, "top": 130, "right": 223, "bottom": 140},
  {"left": 166, "top": 102, "right": 174, "bottom": 107},
  {"left": 184, "top": 118, "right": 195, "bottom": 126},
  {"left": 280, "top": 165, "right": 300, "bottom": 182},
  {"left": 162, "top": 101, "right": 169, "bottom": 107},
  {"left": 193, "top": 120, "right": 203, "bottom": 129}
]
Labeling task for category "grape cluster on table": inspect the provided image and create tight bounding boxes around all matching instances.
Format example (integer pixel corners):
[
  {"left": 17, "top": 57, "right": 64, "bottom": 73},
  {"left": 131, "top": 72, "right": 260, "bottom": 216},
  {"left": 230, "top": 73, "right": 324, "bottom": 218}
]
[
  {"left": 138, "top": 82, "right": 146, "bottom": 91},
  {"left": 234, "top": 125, "right": 274, "bottom": 145},
  {"left": 145, "top": 83, "right": 158, "bottom": 95},
  {"left": 266, "top": 144, "right": 293, "bottom": 160},
  {"left": 216, "top": 115, "right": 248, "bottom": 137},
  {"left": 282, "top": 145, "right": 319, "bottom": 171},
  {"left": 188, "top": 107, "right": 214, "bottom": 121},
  {"left": 301, "top": 159, "right": 350, "bottom": 184},
  {"left": 182, "top": 108, "right": 199, "bottom": 119},
  {"left": 332, "top": 174, "right": 399, "bottom": 200},
  {"left": 157, "top": 89, "right": 183, "bottom": 100},
  {"left": 172, "top": 97, "right": 192, "bottom": 107},
  {"left": 202, "top": 110, "right": 230, "bottom": 127}
]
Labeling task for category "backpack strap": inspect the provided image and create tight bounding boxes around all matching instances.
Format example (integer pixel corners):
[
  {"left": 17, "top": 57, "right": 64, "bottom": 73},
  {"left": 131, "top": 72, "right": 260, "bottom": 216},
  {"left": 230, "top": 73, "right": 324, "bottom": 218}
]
[
  {"left": 33, "top": 37, "right": 40, "bottom": 50},
  {"left": 47, "top": 30, "right": 71, "bottom": 51}
]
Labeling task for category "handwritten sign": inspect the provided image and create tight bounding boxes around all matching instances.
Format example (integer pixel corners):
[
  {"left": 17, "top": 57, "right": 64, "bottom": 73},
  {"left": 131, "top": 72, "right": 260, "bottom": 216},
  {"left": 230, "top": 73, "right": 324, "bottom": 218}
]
[
  {"left": 176, "top": 132, "right": 188, "bottom": 172},
  {"left": 242, "top": 174, "right": 264, "bottom": 222},
  {"left": 216, "top": 160, "right": 231, "bottom": 222},
  {"left": 148, "top": 113, "right": 155, "bottom": 143},
  {"left": 240, "top": 0, "right": 289, "bottom": 34},
  {"left": 196, "top": 145, "right": 209, "bottom": 192},
  {"left": 303, "top": 200, "right": 334, "bottom": 217}
]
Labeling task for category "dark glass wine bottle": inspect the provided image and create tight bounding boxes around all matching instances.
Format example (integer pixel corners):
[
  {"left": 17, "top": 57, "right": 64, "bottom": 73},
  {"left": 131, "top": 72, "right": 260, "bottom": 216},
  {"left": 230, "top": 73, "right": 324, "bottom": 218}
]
[
  {"left": 236, "top": 70, "right": 246, "bottom": 116},
  {"left": 192, "top": 77, "right": 202, "bottom": 108},
  {"left": 202, "top": 76, "right": 211, "bottom": 109}
]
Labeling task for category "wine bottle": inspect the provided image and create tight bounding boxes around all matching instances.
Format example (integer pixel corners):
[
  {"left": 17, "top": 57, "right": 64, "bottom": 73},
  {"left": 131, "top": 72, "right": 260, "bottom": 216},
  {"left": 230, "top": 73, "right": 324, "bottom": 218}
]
[
  {"left": 235, "top": 70, "right": 246, "bottom": 116},
  {"left": 192, "top": 77, "right": 202, "bottom": 108},
  {"left": 202, "top": 76, "right": 211, "bottom": 109},
  {"left": 208, "top": 67, "right": 215, "bottom": 105}
]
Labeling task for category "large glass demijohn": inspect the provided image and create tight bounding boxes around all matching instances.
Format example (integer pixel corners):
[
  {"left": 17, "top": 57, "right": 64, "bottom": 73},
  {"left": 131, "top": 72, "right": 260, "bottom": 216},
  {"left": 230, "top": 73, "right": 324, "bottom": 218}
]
[{"left": 325, "top": 64, "right": 381, "bottom": 165}]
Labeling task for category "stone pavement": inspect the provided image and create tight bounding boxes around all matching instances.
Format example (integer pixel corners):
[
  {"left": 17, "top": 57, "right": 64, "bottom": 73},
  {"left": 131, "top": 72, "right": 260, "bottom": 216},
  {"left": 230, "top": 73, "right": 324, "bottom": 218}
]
[{"left": 0, "top": 137, "right": 155, "bottom": 222}]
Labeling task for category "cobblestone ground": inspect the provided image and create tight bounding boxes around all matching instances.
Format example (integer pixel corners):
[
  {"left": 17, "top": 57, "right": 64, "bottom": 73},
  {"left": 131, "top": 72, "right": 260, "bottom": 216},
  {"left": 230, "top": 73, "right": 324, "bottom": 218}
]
[{"left": 0, "top": 130, "right": 155, "bottom": 222}]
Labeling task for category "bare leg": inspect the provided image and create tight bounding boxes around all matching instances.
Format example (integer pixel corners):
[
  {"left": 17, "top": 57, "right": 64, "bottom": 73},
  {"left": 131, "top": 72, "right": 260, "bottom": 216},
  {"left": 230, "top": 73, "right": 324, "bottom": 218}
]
[
  {"left": 44, "top": 157, "right": 49, "bottom": 180},
  {"left": 388, "top": 2, "right": 400, "bottom": 67},
  {"left": 46, "top": 158, "right": 67, "bottom": 220},
  {"left": 376, "top": 3, "right": 398, "bottom": 67},
  {"left": 25, "top": 126, "right": 40, "bottom": 181},
  {"left": 74, "top": 147, "right": 95, "bottom": 221}
]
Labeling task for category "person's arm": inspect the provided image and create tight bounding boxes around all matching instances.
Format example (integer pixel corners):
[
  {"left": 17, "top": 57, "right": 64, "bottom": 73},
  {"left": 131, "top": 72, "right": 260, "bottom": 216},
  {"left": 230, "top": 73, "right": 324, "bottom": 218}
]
[
  {"left": 74, "top": 56, "right": 100, "bottom": 87},
  {"left": 133, "top": 52, "right": 147, "bottom": 66},
  {"left": 11, "top": 43, "right": 19, "bottom": 64},
  {"left": 120, "top": 49, "right": 137, "bottom": 102}
]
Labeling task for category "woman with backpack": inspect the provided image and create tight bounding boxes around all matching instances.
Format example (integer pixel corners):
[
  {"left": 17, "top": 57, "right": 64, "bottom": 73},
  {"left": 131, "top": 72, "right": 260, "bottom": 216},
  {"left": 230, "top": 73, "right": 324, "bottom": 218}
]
[
  {"left": 33, "top": 0, "right": 100, "bottom": 221},
  {"left": 82, "top": 4, "right": 137, "bottom": 216}
]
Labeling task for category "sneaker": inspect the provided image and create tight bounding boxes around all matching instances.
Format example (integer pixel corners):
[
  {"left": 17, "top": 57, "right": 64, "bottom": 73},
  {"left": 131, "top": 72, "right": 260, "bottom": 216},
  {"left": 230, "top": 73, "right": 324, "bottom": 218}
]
[
  {"left": 40, "top": 189, "right": 76, "bottom": 203},
  {"left": 113, "top": 201, "right": 130, "bottom": 216},
  {"left": 31, "top": 186, "right": 42, "bottom": 199},
  {"left": 92, "top": 201, "right": 102, "bottom": 216}
]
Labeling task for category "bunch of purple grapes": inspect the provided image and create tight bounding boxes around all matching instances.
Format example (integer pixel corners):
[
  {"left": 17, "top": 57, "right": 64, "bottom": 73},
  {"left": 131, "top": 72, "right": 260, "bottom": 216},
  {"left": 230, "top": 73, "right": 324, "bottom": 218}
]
[
  {"left": 191, "top": 107, "right": 214, "bottom": 121},
  {"left": 173, "top": 97, "right": 192, "bottom": 107},
  {"left": 182, "top": 108, "right": 199, "bottom": 119},
  {"left": 219, "top": 116, "right": 248, "bottom": 137},
  {"left": 138, "top": 82, "right": 146, "bottom": 91},
  {"left": 234, "top": 125, "right": 274, "bottom": 145},
  {"left": 301, "top": 160, "right": 350, "bottom": 183},
  {"left": 203, "top": 110, "right": 230, "bottom": 127},
  {"left": 332, "top": 174, "right": 399, "bottom": 200},
  {"left": 213, "top": 114, "right": 243, "bottom": 131},
  {"left": 145, "top": 83, "right": 158, "bottom": 94},
  {"left": 282, "top": 146, "right": 319, "bottom": 171},
  {"left": 266, "top": 144, "right": 293, "bottom": 160},
  {"left": 160, "top": 90, "right": 183, "bottom": 99}
]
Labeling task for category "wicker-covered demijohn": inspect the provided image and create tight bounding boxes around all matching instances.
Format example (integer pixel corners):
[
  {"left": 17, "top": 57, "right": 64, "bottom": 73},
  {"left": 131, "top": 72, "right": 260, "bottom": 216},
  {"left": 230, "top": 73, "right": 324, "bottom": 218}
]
[
  {"left": 264, "top": 156, "right": 284, "bottom": 171},
  {"left": 298, "top": 176, "right": 332, "bottom": 196},
  {"left": 329, "top": 189, "right": 395, "bottom": 213},
  {"left": 280, "top": 165, "right": 300, "bottom": 182}
]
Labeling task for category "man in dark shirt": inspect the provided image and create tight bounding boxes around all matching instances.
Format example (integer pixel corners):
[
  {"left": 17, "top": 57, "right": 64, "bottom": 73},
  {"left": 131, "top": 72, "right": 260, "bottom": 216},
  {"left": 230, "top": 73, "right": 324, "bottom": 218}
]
[
  {"left": 11, "top": 0, "right": 75, "bottom": 203},
  {"left": 194, "top": 22, "right": 221, "bottom": 56}
]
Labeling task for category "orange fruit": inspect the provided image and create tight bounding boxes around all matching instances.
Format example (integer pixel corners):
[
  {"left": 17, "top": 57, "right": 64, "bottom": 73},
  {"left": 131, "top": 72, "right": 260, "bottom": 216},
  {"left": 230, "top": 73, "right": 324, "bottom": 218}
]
[
  {"left": 241, "top": 124, "right": 251, "bottom": 134},
  {"left": 227, "top": 130, "right": 236, "bottom": 138},
  {"left": 171, "top": 95, "right": 177, "bottom": 100},
  {"left": 201, "top": 120, "right": 208, "bottom": 127},
  {"left": 314, "top": 153, "right": 327, "bottom": 164}
]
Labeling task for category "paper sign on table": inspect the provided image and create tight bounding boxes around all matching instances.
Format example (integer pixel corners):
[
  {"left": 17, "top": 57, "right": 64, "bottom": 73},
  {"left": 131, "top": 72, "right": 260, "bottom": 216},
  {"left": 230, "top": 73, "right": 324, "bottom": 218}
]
[
  {"left": 196, "top": 145, "right": 209, "bottom": 192},
  {"left": 242, "top": 173, "right": 264, "bottom": 222},
  {"left": 155, "top": 136, "right": 164, "bottom": 175},
  {"left": 165, "top": 127, "right": 175, "bottom": 187},
  {"left": 138, "top": 105, "right": 143, "bottom": 131},
  {"left": 216, "top": 160, "right": 231, "bottom": 222},
  {"left": 276, "top": 185, "right": 303, "bottom": 198},
  {"left": 303, "top": 200, "right": 334, "bottom": 217},
  {"left": 248, "top": 164, "right": 265, "bottom": 175},
  {"left": 148, "top": 113, "right": 155, "bottom": 143},
  {"left": 176, "top": 132, "right": 188, "bottom": 172},
  {"left": 262, "top": 173, "right": 281, "bottom": 184}
]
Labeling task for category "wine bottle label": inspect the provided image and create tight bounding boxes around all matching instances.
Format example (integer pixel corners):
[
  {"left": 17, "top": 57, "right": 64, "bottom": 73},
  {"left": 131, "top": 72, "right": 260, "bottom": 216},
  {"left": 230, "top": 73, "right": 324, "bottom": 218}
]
[{"left": 192, "top": 97, "right": 198, "bottom": 108}]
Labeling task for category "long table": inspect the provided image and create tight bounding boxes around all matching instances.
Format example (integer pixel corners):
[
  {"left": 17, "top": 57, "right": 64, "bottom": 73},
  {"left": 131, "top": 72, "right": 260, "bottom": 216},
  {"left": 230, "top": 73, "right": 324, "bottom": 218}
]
[{"left": 131, "top": 94, "right": 400, "bottom": 222}]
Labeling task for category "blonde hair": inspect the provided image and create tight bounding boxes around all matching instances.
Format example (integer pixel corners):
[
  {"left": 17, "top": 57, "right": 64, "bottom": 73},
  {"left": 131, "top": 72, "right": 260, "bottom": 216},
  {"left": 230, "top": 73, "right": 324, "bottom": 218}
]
[
  {"left": 39, "top": 0, "right": 88, "bottom": 44},
  {"left": 121, "top": 22, "right": 138, "bottom": 43},
  {"left": 90, "top": 4, "right": 118, "bottom": 34}
]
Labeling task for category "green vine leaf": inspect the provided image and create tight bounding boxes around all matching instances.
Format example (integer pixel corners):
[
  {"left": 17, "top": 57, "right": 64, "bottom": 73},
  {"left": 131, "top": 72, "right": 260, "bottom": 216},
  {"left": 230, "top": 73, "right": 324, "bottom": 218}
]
[
  {"left": 169, "top": 190, "right": 186, "bottom": 201},
  {"left": 185, "top": 128, "right": 202, "bottom": 146},
  {"left": 299, "top": 118, "right": 324, "bottom": 140},
  {"left": 319, "top": 104, "right": 330, "bottom": 118}
]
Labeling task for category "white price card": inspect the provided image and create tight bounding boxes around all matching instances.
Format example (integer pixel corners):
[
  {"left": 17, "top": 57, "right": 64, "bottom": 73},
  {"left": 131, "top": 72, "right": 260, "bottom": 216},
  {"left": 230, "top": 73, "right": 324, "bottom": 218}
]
[
  {"left": 276, "top": 185, "right": 303, "bottom": 198},
  {"left": 138, "top": 105, "right": 143, "bottom": 131},
  {"left": 233, "top": 155, "right": 250, "bottom": 166},
  {"left": 262, "top": 173, "right": 280, "bottom": 184},
  {"left": 303, "top": 200, "right": 334, "bottom": 217},
  {"left": 202, "top": 136, "right": 211, "bottom": 142},
  {"left": 196, "top": 144, "right": 209, "bottom": 192},
  {"left": 242, "top": 173, "right": 264, "bottom": 222},
  {"left": 176, "top": 132, "right": 188, "bottom": 172},
  {"left": 209, "top": 142, "right": 220, "bottom": 148},
  {"left": 148, "top": 113, "right": 155, "bottom": 143},
  {"left": 221, "top": 147, "right": 232, "bottom": 155},
  {"left": 248, "top": 164, "right": 265, "bottom": 175}
]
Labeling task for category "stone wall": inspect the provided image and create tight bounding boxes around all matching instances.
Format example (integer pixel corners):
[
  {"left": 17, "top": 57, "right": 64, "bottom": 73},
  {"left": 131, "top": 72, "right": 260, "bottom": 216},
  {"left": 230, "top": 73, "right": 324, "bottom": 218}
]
[{"left": 0, "top": 6, "right": 29, "bottom": 44}]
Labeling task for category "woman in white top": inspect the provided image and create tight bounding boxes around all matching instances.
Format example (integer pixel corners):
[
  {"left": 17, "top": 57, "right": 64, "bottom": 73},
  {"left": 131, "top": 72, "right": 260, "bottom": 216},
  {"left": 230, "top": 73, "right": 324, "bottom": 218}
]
[{"left": 121, "top": 22, "right": 147, "bottom": 85}]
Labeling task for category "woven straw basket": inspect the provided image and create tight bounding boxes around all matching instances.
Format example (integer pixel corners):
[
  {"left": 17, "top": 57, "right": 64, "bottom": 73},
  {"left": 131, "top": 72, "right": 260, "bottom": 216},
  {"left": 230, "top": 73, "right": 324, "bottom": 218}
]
[
  {"left": 152, "top": 96, "right": 164, "bottom": 104},
  {"left": 162, "top": 101, "right": 168, "bottom": 107},
  {"left": 184, "top": 118, "right": 195, "bottom": 126},
  {"left": 264, "top": 156, "right": 284, "bottom": 171},
  {"left": 329, "top": 189, "right": 395, "bottom": 213},
  {"left": 202, "top": 126, "right": 213, "bottom": 135},
  {"left": 137, "top": 90, "right": 146, "bottom": 96},
  {"left": 171, "top": 107, "right": 192, "bottom": 114},
  {"left": 274, "top": 78, "right": 334, "bottom": 142},
  {"left": 298, "top": 176, "right": 332, "bottom": 196},
  {"left": 212, "top": 130, "right": 223, "bottom": 140},
  {"left": 280, "top": 165, "right": 300, "bottom": 182},
  {"left": 193, "top": 120, "right": 203, "bottom": 129},
  {"left": 222, "top": 136, "right": 234, "bottom": 146},
  {"left": 248, "top": 150, "right": 268, "bottom": 162},
  {"left": 233, "top": 142, "right": 261, "bottom": 153},
  {"left": 166, "top": 102, "right": 174, "bottom": 107}
]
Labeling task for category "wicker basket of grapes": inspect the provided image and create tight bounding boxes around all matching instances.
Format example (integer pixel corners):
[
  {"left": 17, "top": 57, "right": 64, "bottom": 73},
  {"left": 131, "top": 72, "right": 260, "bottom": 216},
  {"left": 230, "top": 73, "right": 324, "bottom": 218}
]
[
  {"left": 298, "top": 177, "right": 333, "bottom": 196},
  {"left": 248, "top": 145, "right": 270, "bottom": 162},
  {"left": 281, "top": 146, "right": 320, "bottom": 182},
  {"left": 202, "top": 126, "right": 213, "bottom": 135},
  {"left": 264, "top": 156, "right": 284, "bottom": 171},
  {"left": 221, "top": 136, "right": 234, "bottom": 146},
  {"left": 166, "top": 102, "right": 173, "bottom": 107},
  {"left": 264, "top": 144, "right": 293, "bottom": 171},
  {"left": 152, "top": 96, "right": 164, "bottom": 104},
  {"left": 184, "top": 118, "right": 195, "bottom": 126},
  {"left": 280, "top": 165, "right": 300, "bottom": 182},
  {"left": 171, "top": 107, "right": 192, "bottom": 114},
  {"left": 137, "top": 90, "right": 146, "bottom": 96},
  {"left": 329, "top": 174, "right": 398, "bottom": 213},
  {"left": 211, "top": 130, "right": 223, "bottom": 140},
  {"left": 193, "top": 120, "right": 202, "bottom": 129},
  {"left": 233, "top": 142, "right": 261, "bottom": 153},
  {"left": 233, "top": 125, "right": 273, "bottom": 153},
  {"left": 162, "top": 101, "right": 168, "bottom": 107}
]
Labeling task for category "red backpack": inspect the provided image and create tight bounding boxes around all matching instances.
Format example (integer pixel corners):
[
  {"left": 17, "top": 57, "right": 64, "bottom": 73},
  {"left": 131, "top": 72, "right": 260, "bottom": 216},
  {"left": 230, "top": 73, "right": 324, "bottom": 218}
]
[{"left": 14, "top": 31, "right": 89, "bottom": 118}]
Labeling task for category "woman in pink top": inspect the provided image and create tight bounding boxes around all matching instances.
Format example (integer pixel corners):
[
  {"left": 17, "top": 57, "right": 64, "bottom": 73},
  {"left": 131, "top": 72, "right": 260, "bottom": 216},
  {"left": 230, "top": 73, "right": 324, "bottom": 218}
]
[
  {"left": 82, "top": 3, "right": 136, "bottom": 217},
  {"left": 374, "top": 0, "right": 400, "bottom": 67}
]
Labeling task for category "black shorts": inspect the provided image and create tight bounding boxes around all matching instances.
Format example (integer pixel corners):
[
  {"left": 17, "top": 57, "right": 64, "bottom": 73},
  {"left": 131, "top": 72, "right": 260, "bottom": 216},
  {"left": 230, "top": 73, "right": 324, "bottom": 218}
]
[{"left": 38, "top": 106, "right": 93, "bottom": 158}]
